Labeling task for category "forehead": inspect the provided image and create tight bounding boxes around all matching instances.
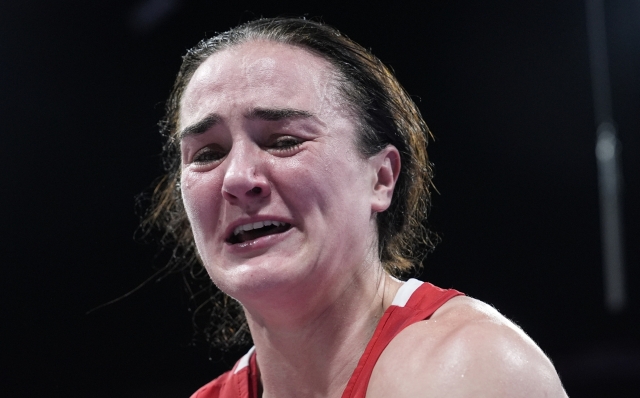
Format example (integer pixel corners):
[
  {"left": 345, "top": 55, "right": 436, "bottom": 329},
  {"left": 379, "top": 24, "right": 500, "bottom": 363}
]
[{"left": 179, "top": 40, "right": 343, "bottom": 128}]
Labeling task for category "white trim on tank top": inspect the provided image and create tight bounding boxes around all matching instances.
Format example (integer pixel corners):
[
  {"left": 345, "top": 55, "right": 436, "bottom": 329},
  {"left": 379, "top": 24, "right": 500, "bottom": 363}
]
[{"left": 390, "top": 278, "right": 423, "bottom": 307}]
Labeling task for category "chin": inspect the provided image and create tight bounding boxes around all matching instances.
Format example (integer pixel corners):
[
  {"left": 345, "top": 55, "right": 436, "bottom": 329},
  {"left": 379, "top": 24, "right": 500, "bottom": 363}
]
[{"left": 205, "top": 255, "right": 310, "bottom": 303}]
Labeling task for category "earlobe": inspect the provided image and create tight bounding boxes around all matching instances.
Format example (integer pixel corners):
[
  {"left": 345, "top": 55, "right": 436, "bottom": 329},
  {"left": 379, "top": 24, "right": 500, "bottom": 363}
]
[{"left": 371, "top": 146, "right": 401, "bottom": 213}]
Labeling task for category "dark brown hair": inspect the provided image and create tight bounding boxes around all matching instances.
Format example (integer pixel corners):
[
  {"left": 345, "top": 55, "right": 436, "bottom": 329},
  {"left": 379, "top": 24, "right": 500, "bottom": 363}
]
[{"left": 146, "top": 17, "right": 437, "bottom": 347}]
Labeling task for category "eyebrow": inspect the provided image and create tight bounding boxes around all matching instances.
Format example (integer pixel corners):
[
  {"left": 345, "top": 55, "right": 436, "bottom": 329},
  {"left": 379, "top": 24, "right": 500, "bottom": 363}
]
[
  {"left": 178, "top": 113, "right": 221, "bottom": 139},
  {"left": 178, "top": 107, "right": 314, "bottom": 140},
  {"left": 246, "top": 107, "right": 314, "bottom": 121}
]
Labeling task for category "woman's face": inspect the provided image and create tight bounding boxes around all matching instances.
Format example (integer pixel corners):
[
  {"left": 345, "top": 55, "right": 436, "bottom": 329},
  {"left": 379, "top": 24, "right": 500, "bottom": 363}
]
[{"left": 178, "top": 41, "right": 395, "bottom": 307}]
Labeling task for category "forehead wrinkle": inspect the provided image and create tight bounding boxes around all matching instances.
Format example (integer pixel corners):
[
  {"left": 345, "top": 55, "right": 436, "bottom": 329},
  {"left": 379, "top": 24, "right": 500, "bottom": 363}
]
[{"left": 180, "top": 41, "right": 352, "bottom": 136}]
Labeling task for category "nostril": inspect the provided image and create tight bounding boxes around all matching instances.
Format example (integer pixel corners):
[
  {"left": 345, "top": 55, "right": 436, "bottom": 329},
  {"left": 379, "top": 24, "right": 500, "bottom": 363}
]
[{"left": 251, "top": 187, "right": 262, "bottom": 194}]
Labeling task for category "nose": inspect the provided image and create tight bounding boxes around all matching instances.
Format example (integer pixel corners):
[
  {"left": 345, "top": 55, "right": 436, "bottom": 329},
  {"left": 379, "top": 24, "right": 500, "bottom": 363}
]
[{"left": 221, "top": 145, "right": 271, "bottom": 208}]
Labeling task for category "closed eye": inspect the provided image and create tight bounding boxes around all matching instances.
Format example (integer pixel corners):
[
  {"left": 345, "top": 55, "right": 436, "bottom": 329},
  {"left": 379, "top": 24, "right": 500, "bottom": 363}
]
[
  {"left": 192, "top": 145, "right": 227, "bottom": 165},
  {"left": 269, "top": 136, "right": 303, "bottom": 153}
]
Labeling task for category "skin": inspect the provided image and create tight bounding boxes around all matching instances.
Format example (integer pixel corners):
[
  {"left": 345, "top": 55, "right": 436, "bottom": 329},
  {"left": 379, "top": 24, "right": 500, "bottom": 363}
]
[
  {"left": 178, "top": 40, "right": 567, "bottom": 397},
  {"left": 367, "top": 297, "right": 568, "bottom": 397}
]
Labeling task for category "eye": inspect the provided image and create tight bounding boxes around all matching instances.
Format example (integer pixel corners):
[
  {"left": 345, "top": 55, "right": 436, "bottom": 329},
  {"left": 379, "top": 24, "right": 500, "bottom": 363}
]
[
  {"left": 269, "top": 136, "right": 303, "bottom": 153},
  {"left": 192, "top": 145, "right": 227, "bottom": 165}
]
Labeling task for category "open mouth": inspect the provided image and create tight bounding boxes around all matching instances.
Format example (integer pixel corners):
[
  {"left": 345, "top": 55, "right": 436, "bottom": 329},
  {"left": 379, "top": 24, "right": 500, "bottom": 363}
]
[{"left": 227, "top": 220, "right": 292, "bottom": 244}]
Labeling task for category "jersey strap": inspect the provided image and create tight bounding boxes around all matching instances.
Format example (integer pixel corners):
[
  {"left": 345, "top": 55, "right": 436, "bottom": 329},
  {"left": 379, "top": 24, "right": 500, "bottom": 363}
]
[{"left": 341, "top": 279, "right": 463, "bottom": 398}]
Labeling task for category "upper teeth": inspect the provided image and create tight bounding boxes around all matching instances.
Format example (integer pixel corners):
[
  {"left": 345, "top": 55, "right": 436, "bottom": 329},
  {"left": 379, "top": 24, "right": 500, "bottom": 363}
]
[{"left": 233, "top": 221, "right": 284, "bottom": 236}]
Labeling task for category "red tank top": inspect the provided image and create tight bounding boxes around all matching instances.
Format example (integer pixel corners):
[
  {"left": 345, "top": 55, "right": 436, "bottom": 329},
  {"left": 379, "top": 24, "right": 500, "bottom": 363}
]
[{"left": 191, "top": 279, "right": 463, "bottom": 398}]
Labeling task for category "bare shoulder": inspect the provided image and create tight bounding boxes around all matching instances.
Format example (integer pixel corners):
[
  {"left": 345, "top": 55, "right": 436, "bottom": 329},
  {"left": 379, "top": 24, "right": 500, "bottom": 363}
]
[{"left": 367, "top": 296, "right": 568, "bottom": 398}]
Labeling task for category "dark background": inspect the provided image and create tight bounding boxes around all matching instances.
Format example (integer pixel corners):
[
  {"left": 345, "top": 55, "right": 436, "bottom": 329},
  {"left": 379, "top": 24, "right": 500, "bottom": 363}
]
[{"left": 1, "top": 0, "right": 638, "bottom": 397}]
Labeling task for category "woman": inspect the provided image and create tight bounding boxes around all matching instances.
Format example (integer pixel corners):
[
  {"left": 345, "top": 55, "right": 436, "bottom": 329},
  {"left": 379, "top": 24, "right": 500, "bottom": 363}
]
[{"left": 150, "top": 18, "right": 567, "bottom": 398}]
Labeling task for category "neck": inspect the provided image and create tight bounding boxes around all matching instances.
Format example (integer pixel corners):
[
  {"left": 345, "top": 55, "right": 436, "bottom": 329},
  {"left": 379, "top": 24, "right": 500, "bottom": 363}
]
[{"left": 245, "top": 271, "right": 401, "bottom": 398}]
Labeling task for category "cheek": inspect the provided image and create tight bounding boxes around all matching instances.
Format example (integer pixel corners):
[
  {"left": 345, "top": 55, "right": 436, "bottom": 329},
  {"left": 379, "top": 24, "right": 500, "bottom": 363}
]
[
  {"left": 274, "top": 156, "right": 333, "bottom": 213},
  {"left": 180, "top": 171, "right": 223, "bottom": 235},
  {"left": 276, "top": 151, "right": 369, "bottom": 217}
]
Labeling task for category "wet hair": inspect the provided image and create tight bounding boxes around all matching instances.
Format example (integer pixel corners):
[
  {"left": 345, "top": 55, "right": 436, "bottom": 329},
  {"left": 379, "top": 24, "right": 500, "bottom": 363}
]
[{"left": 145, "top": 17, "right": 437, "bottom": 347}]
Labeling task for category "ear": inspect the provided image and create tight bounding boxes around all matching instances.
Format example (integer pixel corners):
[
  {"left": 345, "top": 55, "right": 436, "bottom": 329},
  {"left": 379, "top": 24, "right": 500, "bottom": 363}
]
[{"left": 370, "top": 145, "right": 401, "bottom": 213}]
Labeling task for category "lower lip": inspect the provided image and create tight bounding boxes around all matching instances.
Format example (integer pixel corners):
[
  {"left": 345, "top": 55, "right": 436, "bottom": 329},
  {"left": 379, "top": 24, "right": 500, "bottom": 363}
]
[{"left": 224, "top": 226, "right": 294, "bottom": 256}]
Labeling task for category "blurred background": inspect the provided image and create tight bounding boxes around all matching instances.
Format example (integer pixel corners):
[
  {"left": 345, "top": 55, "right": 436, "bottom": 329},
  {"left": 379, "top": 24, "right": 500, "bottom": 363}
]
[{"left": 1, "top": 0, "right": 638, "bottom": 396}]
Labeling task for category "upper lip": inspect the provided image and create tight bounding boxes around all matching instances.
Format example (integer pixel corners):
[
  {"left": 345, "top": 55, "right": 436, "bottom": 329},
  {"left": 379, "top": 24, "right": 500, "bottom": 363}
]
[{"left": 224, "top": 216, "right": 292, "bottom": 242}]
